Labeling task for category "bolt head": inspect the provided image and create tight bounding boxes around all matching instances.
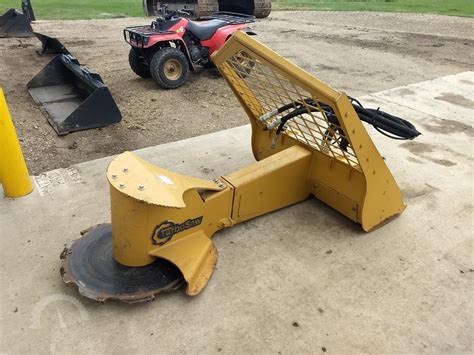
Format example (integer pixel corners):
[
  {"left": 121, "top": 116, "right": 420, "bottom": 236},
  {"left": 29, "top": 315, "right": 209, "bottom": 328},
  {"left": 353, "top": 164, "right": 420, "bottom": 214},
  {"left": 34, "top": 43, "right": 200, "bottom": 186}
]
[
  {"left": 123, "top": 168, "right": 129, "bottom": 172},
  {"left": 111, "top": 174, "right": 117, "bottom": 179},
  {"left": 118, "top": 183, "right": 126, "bottom": 188},
  {"left": 138, "top": 185, "right": 145, "bottom": 190}
]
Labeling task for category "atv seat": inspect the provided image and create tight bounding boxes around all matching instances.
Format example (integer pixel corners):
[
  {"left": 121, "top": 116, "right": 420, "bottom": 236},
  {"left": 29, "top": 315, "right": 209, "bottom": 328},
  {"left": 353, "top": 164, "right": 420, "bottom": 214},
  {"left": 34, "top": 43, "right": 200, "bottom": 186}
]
[{"left": 186, "top": 19, "right": 228, "bottom": 41}]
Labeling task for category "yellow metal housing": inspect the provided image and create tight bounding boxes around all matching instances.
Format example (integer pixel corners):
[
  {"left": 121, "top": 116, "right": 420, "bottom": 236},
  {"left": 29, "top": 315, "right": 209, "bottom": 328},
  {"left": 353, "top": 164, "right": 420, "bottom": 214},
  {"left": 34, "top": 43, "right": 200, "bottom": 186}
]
[
  {"left": 107, "top": 33, "right": 406, "bottom": 296},
  {"left": 211, "top": 31, "right": 405, "bottom": 231}
]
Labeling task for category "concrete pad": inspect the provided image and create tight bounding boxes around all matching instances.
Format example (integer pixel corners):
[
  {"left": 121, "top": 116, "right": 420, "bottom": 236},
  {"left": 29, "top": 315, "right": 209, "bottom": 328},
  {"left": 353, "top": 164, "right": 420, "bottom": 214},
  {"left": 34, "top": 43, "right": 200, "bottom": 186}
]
[
  {"left": 370, "top": 71, "right": 474, "bottom": 123},
  {"left": 1, "top": 73, "right": 473, "bottom": 354}
]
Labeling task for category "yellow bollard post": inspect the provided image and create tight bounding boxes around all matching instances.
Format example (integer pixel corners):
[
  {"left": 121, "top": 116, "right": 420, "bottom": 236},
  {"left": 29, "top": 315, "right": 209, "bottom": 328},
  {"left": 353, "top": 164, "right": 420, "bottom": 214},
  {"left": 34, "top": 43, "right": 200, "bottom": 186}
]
[{"left": 0, "top": 87, "right": 33, "bottom": 198}]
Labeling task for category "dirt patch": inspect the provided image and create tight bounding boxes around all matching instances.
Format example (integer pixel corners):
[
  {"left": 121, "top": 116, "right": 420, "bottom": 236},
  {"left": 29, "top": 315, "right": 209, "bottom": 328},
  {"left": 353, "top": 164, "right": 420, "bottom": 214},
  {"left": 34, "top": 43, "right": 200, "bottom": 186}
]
[
  {"left": 403, "top": 183, "right": 439, "bottom": 200},
  {"left": 8, "top": 41, "right": 35, "bottom": 49},
  {"left": 421, "top": 118, "right": 473, "bottom": 136},
  {"left": 426, "top": 158, "right": 456, "bottom": 167},
  {"left": 0, "top": 12, "right": 473, "bottom": 174},
  {"left": 401, "top": 141, "right": 459, "bottom": 167},
  {"left": 435, "top": 93, "right": 474, "bottom": 109},
  {"left": 400, "top": 141, "right": 435, "bottom": 156},
  {"left": 66, "top": 39, "right": 96, "bottom": 46},
  {"left": 407, "top": 156, "right": 424, "bottom": 164},
  {"left": 390, "top": 88, "right": 416, "bottom": 96},
  {"left": 460, "top": 79, "right": 473, "bottom": 85}
]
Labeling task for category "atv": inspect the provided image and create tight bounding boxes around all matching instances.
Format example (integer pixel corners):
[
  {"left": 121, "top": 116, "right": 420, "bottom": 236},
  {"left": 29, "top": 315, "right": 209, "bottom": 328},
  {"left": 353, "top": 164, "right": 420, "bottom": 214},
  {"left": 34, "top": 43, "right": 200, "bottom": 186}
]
[{"left": 124, "top": 6, "right": 256, "bottom": 89}]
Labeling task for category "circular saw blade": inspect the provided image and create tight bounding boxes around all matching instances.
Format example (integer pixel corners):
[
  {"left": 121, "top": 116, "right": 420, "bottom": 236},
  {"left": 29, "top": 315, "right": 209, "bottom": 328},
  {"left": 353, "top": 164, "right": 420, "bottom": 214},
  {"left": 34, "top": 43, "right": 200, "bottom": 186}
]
[{"left": 60, "top": 224, "right": 184, "bottom": 303}]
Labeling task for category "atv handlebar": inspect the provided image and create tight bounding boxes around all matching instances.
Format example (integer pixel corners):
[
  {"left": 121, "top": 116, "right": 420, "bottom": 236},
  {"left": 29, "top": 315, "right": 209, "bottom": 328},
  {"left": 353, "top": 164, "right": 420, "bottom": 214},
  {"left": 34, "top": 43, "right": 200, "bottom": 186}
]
[
  {"left": 159, "top": 4, "right": 192, "bottom": 20},
  {"left": 177, "top": 9, "right": 192, "bottom": 16}
]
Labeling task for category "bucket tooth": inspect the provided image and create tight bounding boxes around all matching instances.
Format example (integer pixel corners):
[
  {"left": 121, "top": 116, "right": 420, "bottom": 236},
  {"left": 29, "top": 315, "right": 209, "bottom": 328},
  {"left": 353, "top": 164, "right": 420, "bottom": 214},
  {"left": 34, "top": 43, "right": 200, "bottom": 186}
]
[
  {"left": 27, "top": 54, "right": 122, "bottom": 135},
  {"left": 0, "top": 9, "right": 33, "bottom": 38}
]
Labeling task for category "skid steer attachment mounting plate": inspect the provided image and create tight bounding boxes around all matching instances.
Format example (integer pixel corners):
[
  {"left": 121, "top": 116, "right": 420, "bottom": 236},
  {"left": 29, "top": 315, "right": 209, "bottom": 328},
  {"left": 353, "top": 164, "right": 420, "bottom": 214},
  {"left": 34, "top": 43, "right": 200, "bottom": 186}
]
[
  {"left": 0, "top": 9, "right": 33, "bottom": 38},
  {"left": 60, "top": 224, "right": 184, "bottom": 303},
  {"left": 27, "top": 54, "right": 122, "bottom": 135}
]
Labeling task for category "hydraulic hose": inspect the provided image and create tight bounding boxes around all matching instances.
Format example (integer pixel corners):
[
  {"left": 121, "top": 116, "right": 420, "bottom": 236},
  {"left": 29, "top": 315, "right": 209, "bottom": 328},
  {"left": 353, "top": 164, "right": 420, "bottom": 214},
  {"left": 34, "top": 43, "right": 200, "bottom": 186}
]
[{"left": 259, "top": 97, "right": 421, "bottom": 142}]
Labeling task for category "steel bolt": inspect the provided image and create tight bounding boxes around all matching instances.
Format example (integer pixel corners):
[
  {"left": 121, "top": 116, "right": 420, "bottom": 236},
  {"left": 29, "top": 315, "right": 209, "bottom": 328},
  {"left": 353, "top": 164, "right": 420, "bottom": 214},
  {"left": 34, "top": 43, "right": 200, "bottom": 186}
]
[
  {"left": 138, "top": 185, "right": 145, "bottom": 191},
  {"left": 111, "top": 174, "right": 117, "bottom": 179},
  {"left": 123, "top": 168, "right": 129, "bottom": 172},
  {"left": 119, "top": 183, "right": 126, "bottom": 188}
]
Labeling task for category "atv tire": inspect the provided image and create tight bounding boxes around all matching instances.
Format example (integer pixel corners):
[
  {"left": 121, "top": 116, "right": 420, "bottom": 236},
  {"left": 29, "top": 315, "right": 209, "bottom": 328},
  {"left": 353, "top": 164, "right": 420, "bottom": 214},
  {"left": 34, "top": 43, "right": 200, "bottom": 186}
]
[
  {"left": 150, "top": 47, "right": 189, "bottom": 90},
  {"left": 129, "top": 49, "right": 151, "bottom": 78}
]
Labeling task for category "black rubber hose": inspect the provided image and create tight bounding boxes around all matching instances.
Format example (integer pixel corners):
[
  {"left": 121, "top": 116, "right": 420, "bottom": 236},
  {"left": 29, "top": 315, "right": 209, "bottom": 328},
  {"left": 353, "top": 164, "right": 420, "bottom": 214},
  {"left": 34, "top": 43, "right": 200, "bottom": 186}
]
[
  {"left": 276, "top": 106, "right": 309, "bottom": 135},
  {"left": 270, "top": 98, "right": 420, "bottom": 141},
  {"left": 353, "top": 106, "right": 420, "bottom": 139}
]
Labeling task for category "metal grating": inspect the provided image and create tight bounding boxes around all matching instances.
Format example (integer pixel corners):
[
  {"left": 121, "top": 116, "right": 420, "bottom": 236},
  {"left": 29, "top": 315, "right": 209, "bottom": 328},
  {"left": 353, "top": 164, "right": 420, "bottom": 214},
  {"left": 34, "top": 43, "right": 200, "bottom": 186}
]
[{"left": 220, "top": 49, "right": 361, "bottom": 170}]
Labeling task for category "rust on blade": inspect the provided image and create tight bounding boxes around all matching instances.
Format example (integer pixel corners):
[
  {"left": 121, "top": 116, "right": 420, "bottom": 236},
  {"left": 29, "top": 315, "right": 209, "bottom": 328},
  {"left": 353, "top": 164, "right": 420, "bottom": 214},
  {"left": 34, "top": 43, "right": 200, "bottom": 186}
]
[{"left": 60, "top": 224, "right": 184, "bottom": 303}]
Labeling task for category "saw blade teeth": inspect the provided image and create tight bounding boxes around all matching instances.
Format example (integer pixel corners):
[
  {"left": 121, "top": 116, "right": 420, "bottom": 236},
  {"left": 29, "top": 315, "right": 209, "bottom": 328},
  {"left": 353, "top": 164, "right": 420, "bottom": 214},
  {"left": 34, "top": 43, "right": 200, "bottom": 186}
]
[{"left": 60, "top": 224, "right": 184, "bottom": 303}]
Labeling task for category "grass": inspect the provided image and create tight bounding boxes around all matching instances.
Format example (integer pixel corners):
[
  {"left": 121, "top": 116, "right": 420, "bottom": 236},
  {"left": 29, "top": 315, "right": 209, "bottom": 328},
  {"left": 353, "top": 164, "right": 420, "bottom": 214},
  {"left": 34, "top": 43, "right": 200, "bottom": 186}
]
[
  {"left": 0, "top": 0, "right": 472, "bottom": 19},
  {"left": 274, "top": 0, "right": 474, "bottom": 17},
  {"left": 0, "top": 0, "right": 144, "bottom": 20}
]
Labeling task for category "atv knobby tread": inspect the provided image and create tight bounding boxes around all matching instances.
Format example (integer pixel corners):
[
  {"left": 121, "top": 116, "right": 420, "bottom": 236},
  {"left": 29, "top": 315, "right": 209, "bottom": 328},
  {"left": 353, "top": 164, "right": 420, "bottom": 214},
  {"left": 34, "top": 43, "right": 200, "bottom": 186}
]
[
  {"left": 150, "top": 47, "right": 189, "bottom": 89},
  {"left": 129, "top": 49, "right": 151, "bottom": 78}
]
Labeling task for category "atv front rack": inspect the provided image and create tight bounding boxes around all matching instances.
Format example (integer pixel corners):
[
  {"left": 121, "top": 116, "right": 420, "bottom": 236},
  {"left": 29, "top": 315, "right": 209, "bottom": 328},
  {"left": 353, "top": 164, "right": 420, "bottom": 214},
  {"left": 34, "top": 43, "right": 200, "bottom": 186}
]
[
  {"left": 200, "top": 11, "right": 256, "bottom": 24},
  {"left": 124, "top": 26, "right": 175, "bottom": 48},
  {"left": 124, "top": 26, "right": 156, "bottom": 47}
]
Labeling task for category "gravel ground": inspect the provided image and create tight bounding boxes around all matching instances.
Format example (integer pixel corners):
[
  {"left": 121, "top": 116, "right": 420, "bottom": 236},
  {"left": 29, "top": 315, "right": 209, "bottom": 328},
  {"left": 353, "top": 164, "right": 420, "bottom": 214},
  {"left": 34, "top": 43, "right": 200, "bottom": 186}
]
[{"left": 0, "top": 11, "right": 472, "bottom": 174}]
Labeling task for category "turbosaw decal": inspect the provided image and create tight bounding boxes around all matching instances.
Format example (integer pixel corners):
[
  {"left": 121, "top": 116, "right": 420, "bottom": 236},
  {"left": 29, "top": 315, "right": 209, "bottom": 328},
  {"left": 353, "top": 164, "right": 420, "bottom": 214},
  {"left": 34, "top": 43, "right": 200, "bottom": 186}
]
[{"left": 152, "top": 217, "right": 203, "bottom": 246}]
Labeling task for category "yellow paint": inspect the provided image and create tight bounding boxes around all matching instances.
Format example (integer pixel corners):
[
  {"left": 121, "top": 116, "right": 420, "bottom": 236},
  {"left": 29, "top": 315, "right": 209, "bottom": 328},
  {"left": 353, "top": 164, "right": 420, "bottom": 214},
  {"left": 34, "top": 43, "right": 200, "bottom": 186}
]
[
  {"left": 212, "top": 32, "right": 405, "bottom": 231},
  {"left": 107, "top": 152, "right": 232, "bottom": 269},
  {"left": 107, "top": 147, "right": 313, "bottom": 295},
  {"left": 150, "top": 231, "right": 217, "bottom": 295},
  {"left": 0, "top": 87, "right": 32, "bottom": 198},
  {"left": 106, "top": 33, "right": 407, "bottom": 296},
  {"left": 225, "top": 145, "right": 312, "bottom": 222}
]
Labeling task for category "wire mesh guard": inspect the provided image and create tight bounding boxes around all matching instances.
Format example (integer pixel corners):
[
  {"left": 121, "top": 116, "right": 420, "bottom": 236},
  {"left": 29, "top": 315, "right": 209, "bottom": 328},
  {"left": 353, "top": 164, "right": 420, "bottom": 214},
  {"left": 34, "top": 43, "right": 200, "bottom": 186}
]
[{"left": 220, "top": 49, "right": 361, "bottom": 170}]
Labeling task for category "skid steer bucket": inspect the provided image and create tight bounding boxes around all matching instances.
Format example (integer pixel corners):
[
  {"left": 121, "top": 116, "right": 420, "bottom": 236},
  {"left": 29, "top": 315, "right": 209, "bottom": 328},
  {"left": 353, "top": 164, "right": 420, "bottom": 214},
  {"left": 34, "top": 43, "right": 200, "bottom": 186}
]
[
  {"left": 27, "top": 54, "right": 122, "bottom": 135},
  {"left": 34, "top": 32, "right": 70, "bottom": 55},
  {"left": 0, "top": 9, "right": 34, "bottom": 38}
]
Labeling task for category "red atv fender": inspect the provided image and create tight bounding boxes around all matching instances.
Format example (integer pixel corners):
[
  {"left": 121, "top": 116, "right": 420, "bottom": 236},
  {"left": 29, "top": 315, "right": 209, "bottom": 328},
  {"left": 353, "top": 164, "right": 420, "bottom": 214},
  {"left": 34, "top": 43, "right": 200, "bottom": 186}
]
[
  {"left": 145, "top": 18, "right": 188, "bottom": 48},
  {"left": 141, "top": 18, "right": 197, "bottom": 70},
  {"left": 202, "top": 24, "right": 254, "bottom": 56}
]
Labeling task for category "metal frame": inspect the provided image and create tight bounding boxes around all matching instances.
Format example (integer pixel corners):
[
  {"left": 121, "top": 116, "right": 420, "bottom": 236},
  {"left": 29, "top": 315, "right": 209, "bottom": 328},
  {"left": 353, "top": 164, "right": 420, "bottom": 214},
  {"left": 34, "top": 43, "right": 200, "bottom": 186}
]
[
  {"left": 212, "top": 31, "right": 406, "bottom": 232},
  {"left": 109, "top": 32, "right": 405, "bottom": 295},
  {"left": 62, "top": 33, "right": 407, "bottom": 301}
]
